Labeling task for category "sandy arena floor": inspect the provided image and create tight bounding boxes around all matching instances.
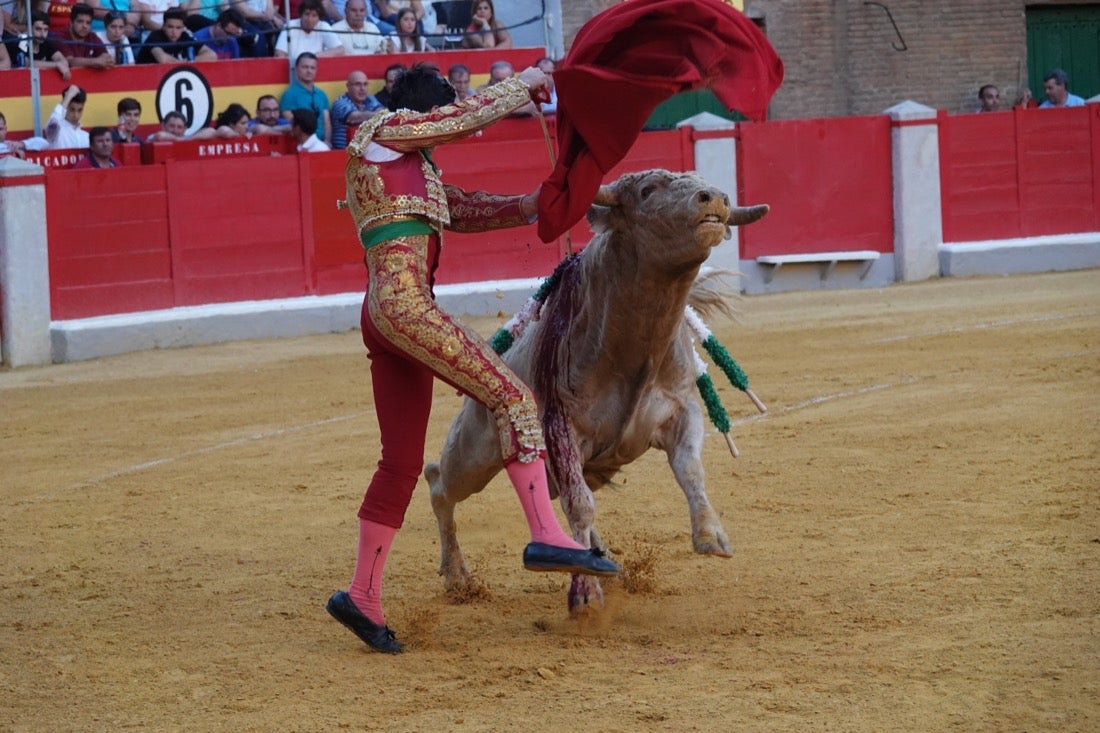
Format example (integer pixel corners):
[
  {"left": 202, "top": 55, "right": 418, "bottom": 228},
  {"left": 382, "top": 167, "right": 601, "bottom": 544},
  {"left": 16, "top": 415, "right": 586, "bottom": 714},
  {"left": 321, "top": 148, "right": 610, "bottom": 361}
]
[{"left": 1, "top": 270, "right": 1097, "bottom": 732}]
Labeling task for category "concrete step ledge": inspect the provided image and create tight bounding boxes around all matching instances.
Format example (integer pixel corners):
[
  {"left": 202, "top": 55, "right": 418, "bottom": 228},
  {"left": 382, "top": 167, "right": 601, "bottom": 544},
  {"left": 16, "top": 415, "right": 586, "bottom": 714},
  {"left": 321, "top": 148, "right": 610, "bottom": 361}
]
[
  {"left": 941, "top": 232, "right": 1100, "bottom": 277},
  {"left": 50, "top": 278, "right": 543, "bottom": 363}
]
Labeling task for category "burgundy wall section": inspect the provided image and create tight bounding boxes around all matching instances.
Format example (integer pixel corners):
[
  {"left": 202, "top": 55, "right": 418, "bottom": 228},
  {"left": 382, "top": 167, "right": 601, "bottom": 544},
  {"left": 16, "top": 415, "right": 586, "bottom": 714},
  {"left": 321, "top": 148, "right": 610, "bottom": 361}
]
[{"left": 736, "top": 115, "right": 894, "bottom": 259}]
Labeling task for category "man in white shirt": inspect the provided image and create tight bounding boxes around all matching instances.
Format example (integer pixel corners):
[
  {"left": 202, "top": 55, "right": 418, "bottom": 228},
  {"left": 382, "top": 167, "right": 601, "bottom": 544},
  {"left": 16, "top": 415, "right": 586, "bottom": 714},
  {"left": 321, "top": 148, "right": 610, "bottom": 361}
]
[
  {"left": 291, "top": 108, "right": 331, "bottom": 152},
  {"left": 46, "top": 84, "right": 90, "bottom": 150},
  {"left": 331, "top": 0, "right": 384, "bottom": 54},
  {"left": 274, "top": 0, "right": 345, "bottom": 62}
]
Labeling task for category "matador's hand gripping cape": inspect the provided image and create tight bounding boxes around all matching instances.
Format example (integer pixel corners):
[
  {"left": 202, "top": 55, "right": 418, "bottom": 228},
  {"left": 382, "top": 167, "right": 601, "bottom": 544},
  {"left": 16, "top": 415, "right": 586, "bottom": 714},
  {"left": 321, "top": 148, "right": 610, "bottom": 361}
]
[{"left": 536, "top": 0, "right": 784, "bottom": 243}]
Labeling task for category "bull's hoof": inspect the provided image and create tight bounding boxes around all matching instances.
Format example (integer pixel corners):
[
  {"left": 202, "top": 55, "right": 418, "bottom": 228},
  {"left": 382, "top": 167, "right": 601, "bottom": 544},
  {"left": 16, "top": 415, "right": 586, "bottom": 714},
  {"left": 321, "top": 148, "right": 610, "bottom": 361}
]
[
  {"left": 692, "top": 531, "right": 734, "bottom": 558},
  {"left": 441, "top": 572, "right": 491, "bottom": 603},
  {"left": 568, "top": 575, "right": 605, "bottom": 615}
]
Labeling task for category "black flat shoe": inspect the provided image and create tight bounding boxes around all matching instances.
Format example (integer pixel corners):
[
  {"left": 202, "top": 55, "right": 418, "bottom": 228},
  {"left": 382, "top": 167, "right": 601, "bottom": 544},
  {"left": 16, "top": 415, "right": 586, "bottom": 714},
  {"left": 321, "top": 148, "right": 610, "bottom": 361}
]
[
  {"left": 325, "top": 591, "right": 404, "bottom": 654},
  {"left": 522, "top": 542, "right": 621, "bottom": 577}
]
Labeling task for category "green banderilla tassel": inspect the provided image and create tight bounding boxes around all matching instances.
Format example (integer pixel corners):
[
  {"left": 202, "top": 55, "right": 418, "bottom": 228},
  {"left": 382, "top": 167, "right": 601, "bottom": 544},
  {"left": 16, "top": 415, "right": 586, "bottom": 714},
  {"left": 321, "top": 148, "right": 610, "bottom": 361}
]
[
  {"left": 696, "top": 372, "right": 730, "bottom": 434},
  {"left": 696, "top": 371, "right": 740, "bottom": 457},
  {"left": 490, "top": 329, "right": 514, "bottom": 355},
  {"left": 701, "top": 334, "right": 767, "bottom": 413}
]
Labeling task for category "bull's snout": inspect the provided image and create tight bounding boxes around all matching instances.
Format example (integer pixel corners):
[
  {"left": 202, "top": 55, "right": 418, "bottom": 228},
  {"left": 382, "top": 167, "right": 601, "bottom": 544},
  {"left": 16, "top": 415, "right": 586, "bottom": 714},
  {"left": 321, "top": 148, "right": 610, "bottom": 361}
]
[{"left": 694, "top": 188, "right": 730, "bottom": 209}]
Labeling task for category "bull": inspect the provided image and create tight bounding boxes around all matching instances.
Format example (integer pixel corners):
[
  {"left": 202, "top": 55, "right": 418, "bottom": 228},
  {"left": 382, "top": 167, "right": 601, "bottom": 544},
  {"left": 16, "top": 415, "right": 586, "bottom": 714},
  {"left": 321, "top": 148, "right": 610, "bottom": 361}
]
[{"left": 425, "top": 169, "right": 769, "bottom": 612}]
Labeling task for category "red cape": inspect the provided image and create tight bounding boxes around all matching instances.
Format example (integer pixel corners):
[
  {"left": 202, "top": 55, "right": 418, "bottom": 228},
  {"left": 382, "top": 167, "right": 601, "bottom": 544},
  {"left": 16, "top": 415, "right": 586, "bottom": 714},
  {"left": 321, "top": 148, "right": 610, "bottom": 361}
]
[{"left": 537, "top": 0, "right": 784, "bottom": 243}]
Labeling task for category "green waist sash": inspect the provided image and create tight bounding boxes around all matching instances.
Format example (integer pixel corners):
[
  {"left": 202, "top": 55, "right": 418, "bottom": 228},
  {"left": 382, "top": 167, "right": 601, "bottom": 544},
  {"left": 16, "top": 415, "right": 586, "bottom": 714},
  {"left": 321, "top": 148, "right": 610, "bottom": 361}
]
[{"left": 359, "top": 219, "right": 435, "bottom": 250}]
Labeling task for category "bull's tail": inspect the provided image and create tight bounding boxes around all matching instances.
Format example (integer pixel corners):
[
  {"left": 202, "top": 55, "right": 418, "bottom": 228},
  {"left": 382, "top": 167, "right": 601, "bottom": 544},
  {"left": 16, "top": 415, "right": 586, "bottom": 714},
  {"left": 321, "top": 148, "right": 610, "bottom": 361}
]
[{"left": 687, "top": 268, "right": 741, "bottom": 321}]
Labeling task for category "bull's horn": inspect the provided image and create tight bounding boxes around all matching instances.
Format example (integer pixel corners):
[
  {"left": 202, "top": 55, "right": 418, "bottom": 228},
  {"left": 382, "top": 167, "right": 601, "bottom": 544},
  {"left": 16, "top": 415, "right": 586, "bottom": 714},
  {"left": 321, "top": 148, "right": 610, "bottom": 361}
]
[
  {"left": 592, "top": 185, "right": 618, "bottom": 207},
  {"left": 728, "top": 204, "right": 769, "bottom": 226}
]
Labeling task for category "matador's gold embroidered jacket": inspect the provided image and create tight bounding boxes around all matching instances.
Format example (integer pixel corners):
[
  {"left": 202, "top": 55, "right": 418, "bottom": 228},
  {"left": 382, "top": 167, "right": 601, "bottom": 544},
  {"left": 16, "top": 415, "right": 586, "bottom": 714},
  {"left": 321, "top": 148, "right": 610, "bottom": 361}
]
[{"left": 344, "top": 77, "right": 536, "bottom": 238}]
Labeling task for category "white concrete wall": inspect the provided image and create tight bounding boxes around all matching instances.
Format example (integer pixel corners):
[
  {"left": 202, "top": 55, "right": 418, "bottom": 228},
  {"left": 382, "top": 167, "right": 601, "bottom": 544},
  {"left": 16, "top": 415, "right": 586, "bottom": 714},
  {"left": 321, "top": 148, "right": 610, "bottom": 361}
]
[{"left": 0, "top": 157, "right": 51, "bottom": 367}]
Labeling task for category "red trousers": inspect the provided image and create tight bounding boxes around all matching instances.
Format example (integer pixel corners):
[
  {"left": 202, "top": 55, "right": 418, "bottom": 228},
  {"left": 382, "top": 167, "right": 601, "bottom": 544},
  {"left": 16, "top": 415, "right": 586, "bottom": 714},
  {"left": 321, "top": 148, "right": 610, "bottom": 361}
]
[{"left": 358, "top": 234, "right": 544, "bottom": 528}]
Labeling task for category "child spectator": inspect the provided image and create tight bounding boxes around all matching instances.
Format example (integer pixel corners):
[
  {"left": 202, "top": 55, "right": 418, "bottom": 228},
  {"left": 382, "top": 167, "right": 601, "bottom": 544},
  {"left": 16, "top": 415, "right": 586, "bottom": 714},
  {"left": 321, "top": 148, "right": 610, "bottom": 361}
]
[{"left": 46, "top": 84, "right": 89, "bottom": 150}]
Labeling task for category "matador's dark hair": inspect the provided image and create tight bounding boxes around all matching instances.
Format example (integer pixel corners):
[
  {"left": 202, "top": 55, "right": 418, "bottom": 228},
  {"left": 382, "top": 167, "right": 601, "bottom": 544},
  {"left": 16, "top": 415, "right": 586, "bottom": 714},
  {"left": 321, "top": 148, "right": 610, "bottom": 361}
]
[{"left": 388, "top": 63, "right": 457, "bottom": 113}]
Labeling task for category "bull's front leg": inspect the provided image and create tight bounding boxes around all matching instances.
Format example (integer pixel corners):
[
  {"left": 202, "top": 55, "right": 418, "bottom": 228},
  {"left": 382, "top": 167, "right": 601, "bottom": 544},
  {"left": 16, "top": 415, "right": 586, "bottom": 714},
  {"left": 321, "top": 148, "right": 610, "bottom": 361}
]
[
  {"left": 560, "top": 477, "right": 606, "bottom": 614},
  {"left": 551, "top": 433, "right": 606, "bottom": 614},
  {"left": 665, "top": 402, "right": 733, "bottom": 557}
]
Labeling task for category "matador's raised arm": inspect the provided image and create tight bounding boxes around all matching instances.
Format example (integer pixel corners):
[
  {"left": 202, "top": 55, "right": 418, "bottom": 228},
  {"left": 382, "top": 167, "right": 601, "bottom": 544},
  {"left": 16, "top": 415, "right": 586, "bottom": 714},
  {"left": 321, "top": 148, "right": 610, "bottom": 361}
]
[{"left": 346, "top": 77, "right": 534, "bottom": 156}]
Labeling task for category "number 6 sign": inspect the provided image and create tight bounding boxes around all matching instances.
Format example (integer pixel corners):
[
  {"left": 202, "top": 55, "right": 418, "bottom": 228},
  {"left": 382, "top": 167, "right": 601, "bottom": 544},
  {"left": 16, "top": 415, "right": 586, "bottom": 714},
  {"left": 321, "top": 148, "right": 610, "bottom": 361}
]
[{"left": 154, "top": 66, "right": 214, "bottom": 137}]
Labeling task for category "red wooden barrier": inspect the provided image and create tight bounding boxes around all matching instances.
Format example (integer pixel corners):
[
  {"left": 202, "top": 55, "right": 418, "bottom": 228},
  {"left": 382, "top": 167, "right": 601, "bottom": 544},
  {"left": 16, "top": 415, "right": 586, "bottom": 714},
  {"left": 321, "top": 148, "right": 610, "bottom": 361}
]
[
  {"left": 736, "top": 115, "right": 894, "bottom": 259},
  {"left": 43, "top": 124, "right": 689, "bottom": 320},
  {"left": 939, "top": 106, "right": 1099, "bottom": 242},
  {"left": 46, "top": 165, "right": 173, "bottom": 319}
]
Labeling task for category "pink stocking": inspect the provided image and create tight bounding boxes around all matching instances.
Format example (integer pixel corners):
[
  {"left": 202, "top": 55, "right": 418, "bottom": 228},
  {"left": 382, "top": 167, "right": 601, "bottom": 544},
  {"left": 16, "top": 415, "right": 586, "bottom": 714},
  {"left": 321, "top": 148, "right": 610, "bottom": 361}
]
[
  {"left": 504, "top": 458, "right": 584, "bottom": 550},
  {"left": 348, "top": 518, "right": 397, "bottom": 625}
]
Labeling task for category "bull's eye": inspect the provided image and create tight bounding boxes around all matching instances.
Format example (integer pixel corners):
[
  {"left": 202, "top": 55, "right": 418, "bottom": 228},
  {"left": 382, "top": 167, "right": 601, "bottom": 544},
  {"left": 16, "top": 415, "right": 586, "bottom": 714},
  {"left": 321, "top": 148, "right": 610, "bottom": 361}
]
[{"left": 640, "top": 184, "right": 656, "bottom": 199}]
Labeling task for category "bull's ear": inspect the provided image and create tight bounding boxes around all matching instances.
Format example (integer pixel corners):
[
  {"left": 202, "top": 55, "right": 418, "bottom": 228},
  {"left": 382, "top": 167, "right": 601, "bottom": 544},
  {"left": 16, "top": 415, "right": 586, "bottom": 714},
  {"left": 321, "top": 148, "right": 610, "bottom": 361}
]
[
  {"left": 586, "top": 204, "right": 613, "bottom": 232},
  {"left": 728, "top": 204, "right": 769, "bottom": 226}
]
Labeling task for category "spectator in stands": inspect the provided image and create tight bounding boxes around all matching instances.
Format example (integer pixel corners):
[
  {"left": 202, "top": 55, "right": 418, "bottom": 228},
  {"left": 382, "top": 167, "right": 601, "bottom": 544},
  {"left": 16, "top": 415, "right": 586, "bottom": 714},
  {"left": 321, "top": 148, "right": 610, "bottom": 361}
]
[
  {"left": 1, "top": 0, "right": 36, "bottom": 36},
  {"left": 139, "top": 0, "right": 180, "bottom": 33},
  {"left": 0, "top": 42, "right": 9, "bottom": 71},
  {"left": 198, "top": 102, "right": 253, "bottom": 137},
  {"left": 250, "top": 93, "right": 290, "bottom": 131},
  {"left": 279, "top": 51, "right": 332, "bottom": 146},
  {"left": 385, "top": 6, "right": 430, "bottom": 52},
  {"left": 290, "top": 107, "right": 329, "bottom": 151},
  {"left": 976, "top": 84, "right": 1000, "bottom": 113},
  {"left": 112, "top": 97, "right": 143, "bottom": 143},
  {"left": 137, "top": 7, "right": 217, "bottom": 62},
  {"left": 235, "top": 0, "right": 284, "bottom": 57},
  {"left": 478, "top": 58, "right": 512, "bottom": 89},
  {"left": 47, "top": 0, "right": 78, "bottom": 35},
  {"left": 447, "top": 62, "right": 472, "bottom": 101},
  {"left": 9, "top": 11, "right": 72, "bottom": 79},
  {"left": 362, "top": 0, "right": 393, "bottom": 34},
  {"left": 536, "top": 56, "right": 557, "bottom": 114},
  {"left": 146, "top": 110, "right": 188, "bottom": 141},
  {"left": 460, "top": 0, "right": 508, "bottom": 50},
  {"left": 480, "top": 59, "right": 536, "bottom": 116},
  {"left": 330, "top": 69, "right": 382, "bottom": 149},
  {"left": 102, "top": 11, "right": 136, "bottom": 64},
  {"left": 193, "top": 8, "right": 245, "bottom": 58},
  {"left": 73, "top": 126, "right": 122, "bottom": 168},
  {"left": 371, "top": 0, "right": 421, "bottom": 31},
  {"left": 331, "top": 0, "right": 384, "bottom": 55},
  {"left": 179, "top": 0, "right": 221, "bottom": 32},
  {"left": 46, "top": 84, "right": 89, "bottom": 149},
  {"left": 274, "top": 0, "right": 344, "bottom": 62},
  {"left": 373, "top": 62, "right": 403, "bottom": 108},
  {"left": 1040, "top": 69, "right": 1085, "bottom": 109},
  {"left": 0, "top": 111, "right": 28, "bottom": 159},
  {"left": 57, "top": 3, "right": 114, "bottom": 68},
  {"left": 249, "top": 93, "right": 290, "bottom": 132},
  {"left": 89, "top": 0, "right": 143, "bottom": 42}
]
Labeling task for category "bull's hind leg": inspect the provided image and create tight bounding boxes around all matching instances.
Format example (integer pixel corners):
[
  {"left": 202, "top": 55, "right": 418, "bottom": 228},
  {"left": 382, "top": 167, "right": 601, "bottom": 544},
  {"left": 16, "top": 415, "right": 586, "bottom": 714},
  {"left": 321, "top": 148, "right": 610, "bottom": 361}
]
[
  {"left": 665, "top": 401, "right": 733, "bottom": 557},
  {"left": 426, "top": 400, "right": 504, "bottom": 596}
]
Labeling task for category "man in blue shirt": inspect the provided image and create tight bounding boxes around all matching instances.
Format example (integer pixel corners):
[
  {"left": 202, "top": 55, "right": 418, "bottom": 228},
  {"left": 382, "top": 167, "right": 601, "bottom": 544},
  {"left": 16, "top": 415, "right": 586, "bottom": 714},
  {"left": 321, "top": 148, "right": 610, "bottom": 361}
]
[
  {"left": 193, "top": 9, "right": 245, "bottom": 59},
  {"left": 330, "top": 70, "right": 383, "bottom": 149},
  {"left": 1039, "top": 69, "right": 1086, "bottom": 108},
  {"left": 279, "top": 51, "right": 332, "bottom": 146}
]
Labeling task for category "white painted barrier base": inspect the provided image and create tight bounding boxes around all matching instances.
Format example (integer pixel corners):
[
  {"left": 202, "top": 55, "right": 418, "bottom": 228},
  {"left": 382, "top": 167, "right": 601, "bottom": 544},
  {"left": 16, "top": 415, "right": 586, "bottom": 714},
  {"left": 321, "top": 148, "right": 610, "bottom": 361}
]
[
  {"left": 50, "top": 279, "right": 543, "bottom": 363},
  {"left": 940, "top": 232, "right": 1100, "bottom": 277}
]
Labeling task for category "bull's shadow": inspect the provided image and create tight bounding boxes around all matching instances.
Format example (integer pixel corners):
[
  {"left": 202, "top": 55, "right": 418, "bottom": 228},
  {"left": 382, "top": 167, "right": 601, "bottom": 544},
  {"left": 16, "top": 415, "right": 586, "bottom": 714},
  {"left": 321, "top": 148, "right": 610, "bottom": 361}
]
[{"left": 425, "top": 169, "right": 768, "bottom": 613}]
